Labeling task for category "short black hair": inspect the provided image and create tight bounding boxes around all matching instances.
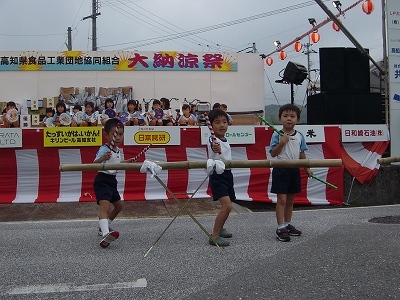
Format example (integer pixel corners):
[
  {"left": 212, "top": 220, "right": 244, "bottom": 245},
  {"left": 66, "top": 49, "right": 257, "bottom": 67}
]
[
  {"left": 73, "top": 104, "right": 82, "bottom": 111},
  {"left": 208, "top": 108, "right": 228, "bottom": 124},
  {"left": 279, "top": 103, "right": 301, "bottom": 119},
  {"left": 160, "top": 97, "right": 170, "bottom": 109},
  {"left": 127, "top": 100, "right": 137, "bottom": 106},
  {"left": 55, "top": 102, "right": 66, "bottom": 114},
  {"left": 45, "top": 107, "right": 54, "bottom": 114},
  {"left": 104, "top": 118, "right": 124, "bottom": 134},
  {"left": 152, "top": 99, "right": 161, "bottom": 106},
  {"left": 182, "top": 103, "right": 190, "bottom": 110},
  {"left": 212, "top": 102, "right": 221, "bottom": 110},
  {"left": 85, "top": 101, "right": 95, "bottom": 109},
  {"left": 105, "top": 98, "right": 114, "bottom": 108},
  {"left": 7, "top": 101, "right": 16, "bottom": 108}
]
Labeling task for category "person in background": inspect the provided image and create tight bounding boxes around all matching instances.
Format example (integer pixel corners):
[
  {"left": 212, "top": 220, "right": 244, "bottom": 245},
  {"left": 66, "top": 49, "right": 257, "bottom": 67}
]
[
  {"left": 212, "top": 103, "right": 221, "bottom": 110},
  {"left": 190, "top": 104, "right": 197, "bottom": 117},
  {"left": 1, "top": 101, "right": 20, "bottom": 128},
  {"left": 71, "top": 104, "right": 83, "bottom": 127},
  {"left": 269, "top": 104, "right": 313, "bottom": 242},
  {"left": 124, "top": 100, "right": 145, "bottom": 126},
  {"left": 52, "top": 102, "right": 68, "bottom": 127},
  {"left": 160, "top": 97, "right": 173, "bottom": 126},
  {"left": 220, "top": 103, "right": 233, "bottom": 125},
  {"left": 147, "top": 99, "right": 163, "bottom": 126},
  {"left": 178, "top": 103, "right": 197, "bottom": 126},
  {"left": 101, "top": 98, "right": 116, "bottom": 126},
  {"left": 81, "top": 101, "right": 98, "bottom": 126},
  {"left": 40, "top": 107, "right": 55, "bottom": 127}
]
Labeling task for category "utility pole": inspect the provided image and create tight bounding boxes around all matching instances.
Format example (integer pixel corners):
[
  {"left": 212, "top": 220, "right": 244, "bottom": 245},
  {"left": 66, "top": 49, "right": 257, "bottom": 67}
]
[
  {"left": 83, "top": 0, "right": 101, "bottom": 51},
  {"left": 66, "top": 27, "right": 72, "bottom": 50},
  {"left": 302, "top": 36, "right": 317, "bottom": 81}
]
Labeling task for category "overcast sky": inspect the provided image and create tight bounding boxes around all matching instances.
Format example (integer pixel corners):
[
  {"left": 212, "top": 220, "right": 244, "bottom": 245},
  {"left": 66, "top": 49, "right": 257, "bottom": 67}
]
[{"left": 0, "top": 0, "right": 384, "bottom": 107}]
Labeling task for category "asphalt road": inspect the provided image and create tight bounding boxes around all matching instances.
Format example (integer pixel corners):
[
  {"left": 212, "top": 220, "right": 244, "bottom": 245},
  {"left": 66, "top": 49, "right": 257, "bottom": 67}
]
[{"left": 1, "top": 204, "right": 400, "bottom": 299}]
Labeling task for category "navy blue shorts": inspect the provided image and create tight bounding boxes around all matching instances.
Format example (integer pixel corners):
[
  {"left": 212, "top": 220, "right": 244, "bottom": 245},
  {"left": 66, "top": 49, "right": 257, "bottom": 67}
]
[
  {"left": 271, "top": 168, "right": 301, "bottom": 194},
  {"left": 209, "top": 170, "right": 236, "bottom": 201},
  {"left": 94, "top": 172, "right": 121, "bottom": 204}
]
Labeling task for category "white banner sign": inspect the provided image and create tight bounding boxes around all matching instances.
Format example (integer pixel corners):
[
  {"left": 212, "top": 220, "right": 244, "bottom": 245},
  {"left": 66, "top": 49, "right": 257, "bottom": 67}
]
[
  {"left": 341, "top": 124, "right": 390, "bottom": 142},
  {"left": 387, "top": 0, "right": 400, "bottom": 157},
  {"left": 201, "top": 125, "right": 255, "bottom": 145},
  {"left": 270, "top": 125, "right": 326, "bottom": 143},
  {"left": 124, "top": 126, "right": 181, "bottom": 145},
  {"left": 0, "top": 128, "right": 22, "bottom": 148}
]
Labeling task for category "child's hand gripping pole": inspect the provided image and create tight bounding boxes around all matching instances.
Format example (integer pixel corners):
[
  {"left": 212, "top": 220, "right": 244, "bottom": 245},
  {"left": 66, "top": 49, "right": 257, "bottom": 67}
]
[
  {"left": 204, "top": 113, "right": 221, "bottom": 155},
  {"left": 258, "top": 115, "right": 283, "bottom": 136}
]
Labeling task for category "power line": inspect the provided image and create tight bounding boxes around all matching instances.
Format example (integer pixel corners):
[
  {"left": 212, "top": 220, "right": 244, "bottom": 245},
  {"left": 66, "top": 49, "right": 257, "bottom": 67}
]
[{"left": 100, "top": 0, "right": 328, "bottom": 50}]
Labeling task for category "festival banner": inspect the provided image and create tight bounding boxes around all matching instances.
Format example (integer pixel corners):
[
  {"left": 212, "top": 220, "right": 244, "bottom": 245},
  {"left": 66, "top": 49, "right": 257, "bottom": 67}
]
[
  {"left": 124, "top": 126, "right": 181, "bottom": 145},
  {"left": 0, "top": 51, "right": 238, "bottom": 72},
  {"left": 44, "top": 127, "right": 102, "bottom": 147}
]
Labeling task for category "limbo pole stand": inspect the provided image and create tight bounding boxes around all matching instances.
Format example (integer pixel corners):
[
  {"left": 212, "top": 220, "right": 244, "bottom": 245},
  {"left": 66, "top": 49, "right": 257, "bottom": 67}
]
[{"left": 59, "top": 159, "right": 342, "bottom": 172}]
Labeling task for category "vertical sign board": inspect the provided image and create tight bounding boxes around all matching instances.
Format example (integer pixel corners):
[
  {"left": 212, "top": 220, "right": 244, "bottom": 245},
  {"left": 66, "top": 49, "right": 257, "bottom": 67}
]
[{"left": 387, "top": 0, "right": 400, "bottom": 157}]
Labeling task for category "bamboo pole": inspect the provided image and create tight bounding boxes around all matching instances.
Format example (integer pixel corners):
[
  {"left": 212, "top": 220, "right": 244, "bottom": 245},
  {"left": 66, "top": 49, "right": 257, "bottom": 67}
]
[
  {"left": 59, "top": 159, "right": 342, "bottom": 172},
  {"left": 377, "top": 157, "right": 400, "bottom": 164}
]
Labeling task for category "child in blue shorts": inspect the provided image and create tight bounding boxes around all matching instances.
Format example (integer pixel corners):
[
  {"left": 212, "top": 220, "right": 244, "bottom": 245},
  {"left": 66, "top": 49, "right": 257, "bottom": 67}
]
[
  {"left": 93, "top": 118, "right": 134, "bottom": 248},
  {"left": 269, "top": 104, "right": 312, "bottom": 242},
  {"left": 207, "top": 109, "right": 235, "bottom": 247}
]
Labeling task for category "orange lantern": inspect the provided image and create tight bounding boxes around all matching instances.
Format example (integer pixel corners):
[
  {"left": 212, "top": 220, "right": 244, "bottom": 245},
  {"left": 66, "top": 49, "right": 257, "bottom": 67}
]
[
  {"left": 294, "top": 41, "right": 303, "bottom": 52},
  {"left": 265, "top": 57, "right": 273, "bottom": 66},
  {"left": 310, "top": 32, "right": 320, "bottom": 43},
  {"left": 332, "top": 22, "right": 340, "bottom": 31},
  {"left": 362, "top": 0, "right": 374, "bottom": 15},
  {"left": 332, "top": 19, "right": 342, "bottom": 31},
  {"left": 279, "top": 50, "right": 287, "bottom": 60}
]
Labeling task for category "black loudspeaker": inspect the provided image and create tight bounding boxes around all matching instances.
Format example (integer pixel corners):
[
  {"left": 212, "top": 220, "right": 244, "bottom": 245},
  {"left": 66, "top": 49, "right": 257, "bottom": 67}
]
[
  {"left": 283, "top": 61, "right": 308, "bottom": 85},
  {"left": 307, "top": 92, "right": 382, "bottom": 125},
  {"left": 346, "top": 48, "right": 370, "bottom": 93},
  {"left": 319, "top": 48, "right": 346, "bottom": 93},
  {"left": 319, "top": 47, "right": 370, "bottom": 93}
]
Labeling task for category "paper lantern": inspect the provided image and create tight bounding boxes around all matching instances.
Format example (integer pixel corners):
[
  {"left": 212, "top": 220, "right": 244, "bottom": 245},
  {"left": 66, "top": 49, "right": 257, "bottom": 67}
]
[
  {"left": 279, "top": 51, "right": 287, "bottom": 60},
  {"left": 362, "top": 0, "right": 374, "bottom": 15},
  {"left": 310, "top": 32, "right": 320, "bottom": 43},
  {"left": 265, "top": 57, "right": 273, "bottom": 66},
  {"left": 294, "top": 41, "right": 303, "bottom": 52},
  {"left": 332, "top": 19, "right": 342, "bottom": 31}
]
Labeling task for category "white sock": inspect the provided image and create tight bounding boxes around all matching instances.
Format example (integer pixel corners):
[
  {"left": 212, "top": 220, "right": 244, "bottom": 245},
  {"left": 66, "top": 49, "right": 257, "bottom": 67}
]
[
  {"left": 284, "top": 222, "right": 290, "bottom": 227},
  {"left": 277, "top": 224, "right": 286, "bottom": 230},
  {"left": 99, "top": 219, "right": 109, "bottom": 237}
]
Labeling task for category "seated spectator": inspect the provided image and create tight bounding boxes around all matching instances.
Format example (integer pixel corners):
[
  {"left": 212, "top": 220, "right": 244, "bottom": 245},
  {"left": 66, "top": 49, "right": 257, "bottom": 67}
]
[
  {"left": 178, "top": 104, "right": 197, "bottom": 126},
  {"left": 100, "top": 98, "right": 116, "bottom": 126},
  {"left": 147, "top": 99, "right": 163, "bottom": 126},
  {"left": 81, "top": 101, "right": 98, "bottom": 126},
  {"left": 160, "top": 97, "right": 173, "bottom": 126},
  {"left": 123, "top": 100, "right": 145, "bottom": 126},
  {"left": 53, "top": 102, "right": 69, "bottom": 127},
  {"left": 71, "top": 104, "right": 83, "bottom": 127},
  {"left": 212, "top": 102, "right": 221, "bottom": 110},
  {"left": 1, "top": 101, "right": 20, "bottom": 128},
  {"left": 40, "top": 107, "right": 55, "bottom": 127},
  {"left": 220, "top": 103, "right": 233, "bottom": 125}
]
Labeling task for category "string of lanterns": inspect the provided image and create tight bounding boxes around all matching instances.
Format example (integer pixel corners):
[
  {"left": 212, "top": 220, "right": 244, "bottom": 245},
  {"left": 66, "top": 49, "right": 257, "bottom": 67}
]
[{"left": 264, "top": 0, "right": 374, "bottom": 66}]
